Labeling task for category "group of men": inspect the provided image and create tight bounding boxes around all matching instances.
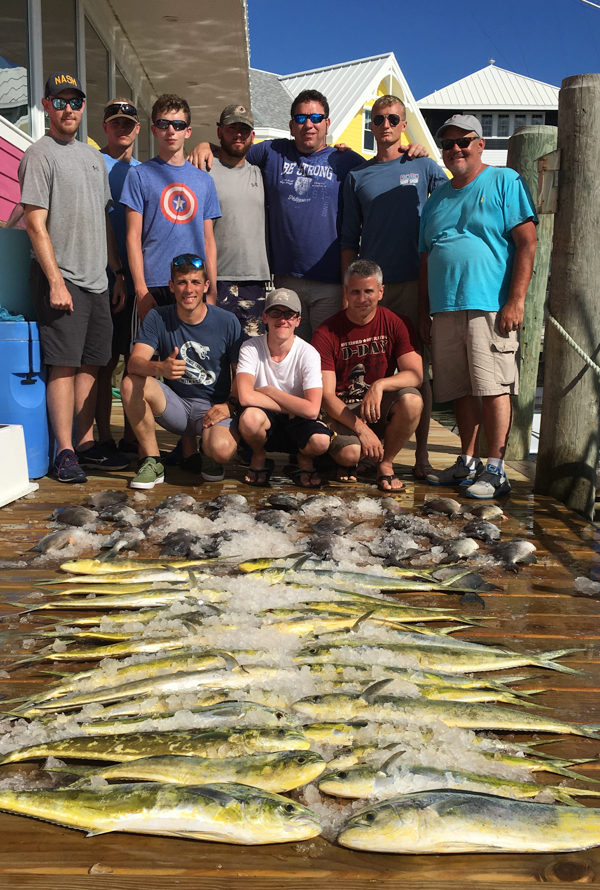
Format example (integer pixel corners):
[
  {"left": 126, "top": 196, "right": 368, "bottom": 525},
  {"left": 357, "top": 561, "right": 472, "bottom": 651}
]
[{"left": 17, "top": 69, "right": 537, "bottom": 499}]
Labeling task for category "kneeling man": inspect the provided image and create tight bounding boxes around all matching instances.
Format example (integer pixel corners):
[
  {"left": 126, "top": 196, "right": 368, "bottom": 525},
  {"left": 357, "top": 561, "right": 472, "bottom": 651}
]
[
  {"left": 312, "top": 260, "right": 423, "bottom": 491},
  {"left": 236, "top": 288, "right": 332, "bottom": 487},
  {"left": 122, "top": 254, "right": 242, "bottom": 489}
]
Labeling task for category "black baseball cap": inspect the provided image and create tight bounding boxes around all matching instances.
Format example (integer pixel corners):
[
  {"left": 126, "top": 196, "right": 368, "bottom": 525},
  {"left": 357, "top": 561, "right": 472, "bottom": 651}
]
[{"left": 45, "top": 72, "right": 85, "bottom": 99}]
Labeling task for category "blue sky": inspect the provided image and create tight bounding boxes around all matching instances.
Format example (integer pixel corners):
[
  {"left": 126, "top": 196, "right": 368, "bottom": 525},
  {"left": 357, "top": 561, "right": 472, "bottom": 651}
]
[{"left": 248, "top": 0, "right": 600, "bottom": 99}]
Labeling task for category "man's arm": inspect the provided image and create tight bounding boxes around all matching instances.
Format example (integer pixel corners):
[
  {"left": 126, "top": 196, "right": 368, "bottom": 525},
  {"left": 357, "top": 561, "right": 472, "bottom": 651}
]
[
  {"left": 106, "top": 209, "right": 127, "bottom": 313},
  {"left": 498, "top": 220, "right": 537, "bottom": 335},
  {"left": 321, "top": 370, "right": 384, "bottom": 462},
  {"left": 23, "top": 205, "right": 73, "bottom": 311},
  {"left": 255, "top": 385, "right": 322, "bottom": 420},
  {"left": 237, "top": 371, "right": 283, "bottom": 413},
  {"left": 187, "top": 142, "right": 219, "bottom": 170},
  {"left": 203, "top": 219, "right": 218, "bottom": 306},
  {"left": 126, "top": 207, "right": 156, "bottom": 322},
  {"left": 418, "top": 252, "right": 432, "bottom": 346},
  {"left": 359, "top": 351, "right": 422, "bottom": 423},
  {"left": 127, "top": 342, "right": 187, "bottom": 380}
]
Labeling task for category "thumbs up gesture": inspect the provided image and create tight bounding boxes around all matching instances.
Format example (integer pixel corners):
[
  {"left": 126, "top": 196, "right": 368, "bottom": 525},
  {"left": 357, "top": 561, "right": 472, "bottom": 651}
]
[{"left": 162, "top": 346, "right": 187, "bottom": 379}]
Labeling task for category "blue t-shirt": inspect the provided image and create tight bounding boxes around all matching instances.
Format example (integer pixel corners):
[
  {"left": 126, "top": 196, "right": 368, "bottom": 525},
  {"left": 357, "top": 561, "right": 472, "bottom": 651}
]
[
  {"left": 419, "top": 166, "right": 538, "bottom": 314},
  {"left": 101, "top": 151, "right": 141, "bottom": 293},
  {"left": 340, "top": 155, "right": 448, "bottom": 283},
  {"left": 135, "top": 304, "right": 242, "bottom": 403},
  {"left": 246, "top": 139, "right": 364, "bottom": 283},
  {"left": 120, "top": 157, "right": 221, "bottom": 287}
]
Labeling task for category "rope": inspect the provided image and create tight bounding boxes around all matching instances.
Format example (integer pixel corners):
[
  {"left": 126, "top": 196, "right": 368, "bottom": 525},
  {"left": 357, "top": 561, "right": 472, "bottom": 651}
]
[{"left": 547, "top": 314, "right": 600, "bottom": 378}]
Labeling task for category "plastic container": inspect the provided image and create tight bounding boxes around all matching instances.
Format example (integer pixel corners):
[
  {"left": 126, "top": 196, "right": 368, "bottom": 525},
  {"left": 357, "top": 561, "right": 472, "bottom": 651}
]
[
  {"left": 0, "top": 321, "right": 49, "bottom": 478},
  {"left": 0, "top": 228, "right": 36, "bottom": 321},
  {"left": 0, "top": 425, "right": 39, "bottom": 507}
]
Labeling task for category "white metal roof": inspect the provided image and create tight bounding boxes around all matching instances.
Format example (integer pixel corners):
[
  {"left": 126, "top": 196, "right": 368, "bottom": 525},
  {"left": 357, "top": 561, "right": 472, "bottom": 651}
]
[
  {"left": 418, "top": 64, "right": 559, "bottom": 111},
  {"left": 482, "top": 149, "right": 508, "bottom": 167}
]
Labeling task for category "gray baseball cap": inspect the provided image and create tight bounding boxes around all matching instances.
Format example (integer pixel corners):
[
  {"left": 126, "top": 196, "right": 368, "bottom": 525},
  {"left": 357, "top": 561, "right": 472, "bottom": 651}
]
[
  {"left": 218, "top": 103, "right": 254, "bottom": 128},
  {"left": 436, "top": 114, "right": 483, "bottom": 140},
  {"left": 264, "top": 287, "right": 302, "bottom": 314}
]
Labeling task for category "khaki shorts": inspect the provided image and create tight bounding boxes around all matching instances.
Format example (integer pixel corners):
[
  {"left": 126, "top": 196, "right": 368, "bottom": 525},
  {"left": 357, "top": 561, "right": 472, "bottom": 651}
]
[
  {"left": 381, "top": 280, "right": 431, "bottom": 382},
  {"left": 431, "top": 310, "right": 520, "bottom": 403},
  {"left": 326, "top": 387, "right": 422, "bottom": 458}
]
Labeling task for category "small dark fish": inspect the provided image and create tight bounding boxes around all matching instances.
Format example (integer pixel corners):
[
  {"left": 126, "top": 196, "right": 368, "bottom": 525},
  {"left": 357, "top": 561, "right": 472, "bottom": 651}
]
[
  {"left": 464, "top": 503, "right": 505, "bottom": 521},
  {"left": 433, "top": 565, "right": 501, "bottom": 592},
  {"left": 27, "top": 529, "right": 78, "bottom": 554},
  {"left": 384, "top": 513, "right": 446, "bottom": 546},
  {"left": 155, "top": 494, "right": 196, "bottom": 512},
  {"left": 139, "top": 514, "right": 172, "bottom": 534},
  {"left": 99, "top": 505, "right": 141, "bottom": 526},
  {"left": 83, "top": 490, "right": 128, "bottom": 510},
  {"left": 308, "top": 517, "right": 362, "bottom": 536},
  {"left": 265, "top": 493, "right": 302, "bottom": 512},
  {"left": 302, "top": 495, "right": 343, "bottom": 510},
  {"left": 439, "top": 537, "right": 479, "bottom": 564},
  {"left": 305, "top": 535, "right": 338, "bottom": 561},
  {"left": 255, "top": 509, "right": 290, "bottom": 528},
  {"left": 422, "top": 496, "right": 462, "bottom": 518},
  {"left": 206, "top": 494, "right": 249, "bottom": 512},
  {"left": 462, "top": 519, "right": 501, "bottom": 544},
  {"left": 190, "top": 530, "right": 234, "bottom": 558},
  {"left": 379, "top": 497, "right": 404, "bottom": 514},
  {"left": 460, "top": 590, "right": 486, "bottom": 608},
  {"left": 160, "top": 530, "right": 198, "bottom": 558},
  {"left": 102, "top": 528, "right": 145, "bottom": 553},
  {"left": 49, "top": 506, "right": 97, "bottom": 527},
  {"left": 490, "top": 540, "right": 537, "bottom": 573}
]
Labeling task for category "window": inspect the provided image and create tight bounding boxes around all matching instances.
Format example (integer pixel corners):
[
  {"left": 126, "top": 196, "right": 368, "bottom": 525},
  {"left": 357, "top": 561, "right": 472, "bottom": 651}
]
[
  {"left": 497, "top": 114, "right": 510, "bottom": 137},
  {"left": 0, "top": 1, "right": 28, "bottom": 133},
  {"left": 136, "top": 104, "right": 151, "bottom": 162},
  {"left": 514, "top": 114, "right": 526, "bottom": 131},
  {"left": 481, "top": 114, "right": 493, "bottom": 138},
  {"left": 84, "top": 18, "right": 109, "bottom": 148},
  {"left": 115, "top": 66, "right": 133, "bottom": 102},
  {"left": 363, "top": 107, "right": 374, "bottom": 153},
  {"left": 42, "top": 0, "right": 77, "bottom": 136},
  {"left": 531, "top": 113, "right": 544, "bottom": 126}
]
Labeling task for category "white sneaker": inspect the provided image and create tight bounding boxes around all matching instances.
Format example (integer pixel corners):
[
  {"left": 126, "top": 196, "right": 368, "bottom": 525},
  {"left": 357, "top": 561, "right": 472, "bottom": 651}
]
[
  {"left": 466, "top": 464, "right": 511, "bottom": 499},
  {"left": 426, "top": 456, "right": 483, "bottom": 487}
]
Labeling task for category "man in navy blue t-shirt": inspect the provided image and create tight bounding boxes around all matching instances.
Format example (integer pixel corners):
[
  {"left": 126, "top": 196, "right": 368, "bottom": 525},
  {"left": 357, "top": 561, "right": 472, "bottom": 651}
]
[{"left": 122, "top": 254, "right": 242, "bottom": 489}]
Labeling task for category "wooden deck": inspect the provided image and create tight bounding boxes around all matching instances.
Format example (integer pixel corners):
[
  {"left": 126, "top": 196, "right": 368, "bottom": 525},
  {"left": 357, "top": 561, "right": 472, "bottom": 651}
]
[{"left": 1, "top": 418, "right": 600, "bottom": 887}]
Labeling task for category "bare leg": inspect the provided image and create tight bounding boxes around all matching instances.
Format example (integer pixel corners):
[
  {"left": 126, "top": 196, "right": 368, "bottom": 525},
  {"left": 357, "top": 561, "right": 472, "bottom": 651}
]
[
  {"left": 47, "top": 365, "right": 76, "bottom": 454},
  {"left": 74, "top": 364, "right": 100, "bottom": 451},
  {"left": 202, "top": 424, "right": 238, "bottom": 465},
  {"left": 237, "top": 408, "right": 271, "bottom": 483},
  {"left": 454, "top": 395, "right": 482, "bottom": 457},
  {"left": 332, "top": 443, "right": 361, "bottom": 482},
  {"left": 121, "top": 374, "right": 166, "bottom": 458},
  {"left": 481, "top": 394, "right": 512, "bottom": 459},
  {"left": 296, "top": 433, "right": 331, "bottom": 486},
  {"left": 96, "top": 355, "right": 120, "bottom": 444},
  {"left": 378, "top": 393, "right": 422, "bottom": 490},
  {"left": 414, "top": 380, "right": 432, "bottom": 470}
]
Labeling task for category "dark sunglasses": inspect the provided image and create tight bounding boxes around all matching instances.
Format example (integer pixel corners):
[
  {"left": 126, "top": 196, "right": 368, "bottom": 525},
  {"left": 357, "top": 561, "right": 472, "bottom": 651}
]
[
  {"left": 50, "top": 97, "right": 83, "bottom": 111},
  {"left": 266, "top": 308, "right": 299, "bottom": 319},
  {"left": 372, "top": 113, "right": 403, "bottom": 127},
  {"left": 154, "top": 118, "right": 188, "bottom": 131},
  {"left": 172, "top": 254, "right": 204, "bottom": 269},
  {"left": 104, "top": 102, "right": 137, "bottom": 120},
  {"left": 440, "top": 135, "right": 479, "bottom": 151},
  {"left": 293, "top": 113, "right": 326, "bottom": 124}
]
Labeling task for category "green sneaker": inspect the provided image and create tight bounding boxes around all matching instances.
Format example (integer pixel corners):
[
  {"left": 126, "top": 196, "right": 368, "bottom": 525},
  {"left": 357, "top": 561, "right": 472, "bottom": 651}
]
[
  {"left": 201, "top": 453, "right": 225, "bottom": 482},
  {"left": 130, "top": 457, "right": 165, "bottom": 490}
]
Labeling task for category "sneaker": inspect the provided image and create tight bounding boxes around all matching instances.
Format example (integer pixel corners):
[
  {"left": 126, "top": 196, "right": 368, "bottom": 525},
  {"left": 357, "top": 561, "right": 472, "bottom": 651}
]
[
  {"left": 130, "top": 457, "right": 165, "bottom": 490},
  {"left": 162, "top": 438, "right": 184, "bottom": 466},
  {"left": 201, "top": 453, "right": 225, "bottom": 482},
  {"left": 76, "top": 442, "right": 130, "bottom": 470},
  {"left": 118, "top": 437, "right": 139, "bottom": 458},
  {"left": 465, "top": 463, "right": 511, "bottom": 499},
  {"left": 426, "top": 456, "right": 484, "bottom": 487},
  {"left": 54, "top": 449, "right": 88, "bottom": 483}
]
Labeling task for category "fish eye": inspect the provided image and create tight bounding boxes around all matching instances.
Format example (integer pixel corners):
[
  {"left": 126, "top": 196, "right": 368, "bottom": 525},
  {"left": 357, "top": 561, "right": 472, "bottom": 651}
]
[
  {"left": 275, "top": 712, "right": 285, "bottom": 719},
  {"left": 277, "top": 729, "right": 285, "bottom": 737},
  {"left": 284, "top": 803, "right": 296, "bottom": 813},
  {"left": 365, "top": 812, "right": 376, "bottom": 822},
  {"left": 338, "top": 771, "right": 347, "bottom": 778},
  {"left": 295, "top": 756, "right": 306, "bottom": 763}
]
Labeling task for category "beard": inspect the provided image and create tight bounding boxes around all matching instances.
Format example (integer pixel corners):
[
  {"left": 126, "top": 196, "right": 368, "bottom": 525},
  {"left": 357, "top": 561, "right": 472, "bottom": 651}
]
[{"left": 221, "top": 139, "right": 250, "bottom": 158}]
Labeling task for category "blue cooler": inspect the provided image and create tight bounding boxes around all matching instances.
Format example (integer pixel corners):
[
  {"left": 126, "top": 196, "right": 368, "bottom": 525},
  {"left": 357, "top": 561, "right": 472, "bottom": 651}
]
[{"left": 0, "top": 321, "right": 49, "bottom": 478}]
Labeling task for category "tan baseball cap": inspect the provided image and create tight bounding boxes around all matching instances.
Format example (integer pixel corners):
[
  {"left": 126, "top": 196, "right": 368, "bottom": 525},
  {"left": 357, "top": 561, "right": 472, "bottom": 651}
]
[
  {"left": 264, "top": 288, "right": 302, "bottom": 314},
  {"left": 218, "top": 103, "right": 254, "bottom": 128}
]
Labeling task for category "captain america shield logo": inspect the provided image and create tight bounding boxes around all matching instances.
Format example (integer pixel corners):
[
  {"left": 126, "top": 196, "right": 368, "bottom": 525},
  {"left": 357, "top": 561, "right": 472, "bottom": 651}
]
[{"left": 160, "top": 183, "right": 198, "bottom": 224}]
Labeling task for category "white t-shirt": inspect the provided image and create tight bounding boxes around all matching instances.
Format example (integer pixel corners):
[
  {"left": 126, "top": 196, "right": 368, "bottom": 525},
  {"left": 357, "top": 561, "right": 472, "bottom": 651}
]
[{"left": 236, "top": 334, "right": 323, "bottom": 399}]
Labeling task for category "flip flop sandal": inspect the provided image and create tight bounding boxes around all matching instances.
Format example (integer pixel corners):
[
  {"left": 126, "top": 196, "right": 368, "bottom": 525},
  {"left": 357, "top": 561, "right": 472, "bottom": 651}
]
[
  {"left": 244, "top": 458, "right": 274, "bottom": 488},
  {"left": 335, "top": 465, "right": 359, "bottom": 484},
  {"left": 286, "top": 466, "right": 322, "bottom": 489},
  {"left": 377, "top": 474, "right": 405, "bottom": 492},
  {"left": 412, "top": 463, "right": 435, "bottom": 480}
]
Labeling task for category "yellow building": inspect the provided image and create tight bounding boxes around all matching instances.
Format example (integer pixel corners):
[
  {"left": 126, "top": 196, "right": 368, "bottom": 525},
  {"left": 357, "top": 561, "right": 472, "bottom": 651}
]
[{"left": 250, "top": 52, "right": 441, "bottom": 162}]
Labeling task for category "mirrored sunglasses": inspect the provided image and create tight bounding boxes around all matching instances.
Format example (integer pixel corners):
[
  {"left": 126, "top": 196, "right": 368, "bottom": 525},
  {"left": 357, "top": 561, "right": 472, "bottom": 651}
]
[
  {"left": 173, "top": 254, "right": 204, "bottom": 269},
  {"left": 372, "top": 113, "right": 403, "bottom": 127},
  {"left": 50, "top": 97, "right": 84, "bottom": 111},
  {"left": 104, "top": 102, "right": 137, "bottom": 121},
  {"left": 154, "top": 118, "right": 188, "bottom": 131},
  {"left": 293, "top": 113, "right": 326, "bottom": 125}
]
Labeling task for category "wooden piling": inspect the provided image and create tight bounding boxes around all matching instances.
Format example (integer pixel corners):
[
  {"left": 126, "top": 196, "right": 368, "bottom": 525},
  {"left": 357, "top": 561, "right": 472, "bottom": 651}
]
[
  {"left": 535, "top": 74, "right": 600, "bottom": 519},
  {"left": 505, "top": 125, "right": 557, "bottom": 461}
]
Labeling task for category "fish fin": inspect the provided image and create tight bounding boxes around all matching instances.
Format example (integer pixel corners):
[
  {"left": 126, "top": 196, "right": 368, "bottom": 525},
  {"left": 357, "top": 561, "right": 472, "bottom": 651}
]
[
  {"left": 342, "top": 521, "right": 364, "bottom": 535},
  {"left": 360, "top": 679, "right": 394, "bottom": 702},
  {"left": 459, "top": 592, "right": 485, "bottom": 608},
  {"left": 86, "top": 828, "right": 115, "bottom": 837},
  {"left": 351, "top": 611, "right": 376, "bottom": 632},
  {"left": 521, "top": 554, "right": 538, "bottom": 565},
  {"left": 206, "top": 649, "right": 239, "bottom": 671},
  {"left": 380, "top": 749, "right": 404, "bottom": 773},
  {"left": 93, "top": 549, "right": 118, "bottom": 563},
  {"left": 292, "top": 555, "right": 311, "bottom": 572}
]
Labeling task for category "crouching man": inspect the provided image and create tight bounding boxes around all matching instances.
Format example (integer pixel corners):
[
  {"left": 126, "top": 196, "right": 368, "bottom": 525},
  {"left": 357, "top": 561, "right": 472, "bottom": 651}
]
[
  {"left": 235, "top": 288, "right": 333, "bottom": 487},
  {"left": 122, "top": 254, "right": 242, "bottom": 489},
  {"left": 312, "top": 260, "right": 423, "bottom": 491}
]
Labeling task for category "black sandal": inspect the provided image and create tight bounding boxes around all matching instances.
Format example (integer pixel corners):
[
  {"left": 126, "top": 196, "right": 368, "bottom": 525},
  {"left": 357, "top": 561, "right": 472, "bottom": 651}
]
[
  {"left": 335, "top": 464, "right": 358, "bottom": 484},
  {"left": 286, "top": 466, "right": 322, "bottom": 489},
  {"left": 377, "top": 474, "right": 405, "bottom": 492},
  {"left": 244, "top": 458, "right": 274, "bottom": 488}
]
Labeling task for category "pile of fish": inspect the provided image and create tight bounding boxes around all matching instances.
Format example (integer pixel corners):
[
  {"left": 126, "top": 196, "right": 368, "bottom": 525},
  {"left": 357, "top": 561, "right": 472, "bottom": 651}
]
[{"left": 0, "top": 487, "right": 599, "bottom": 853}]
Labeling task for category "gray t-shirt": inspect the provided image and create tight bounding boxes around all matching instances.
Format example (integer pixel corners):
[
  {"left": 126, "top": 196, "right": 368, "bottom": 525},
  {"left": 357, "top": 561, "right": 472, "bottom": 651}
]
[
  {"left": 209, "top": 157, "right": 270, "bottom": 281},
  {"left": 19, "top": 135, "right": 112, "bottom": 293}
]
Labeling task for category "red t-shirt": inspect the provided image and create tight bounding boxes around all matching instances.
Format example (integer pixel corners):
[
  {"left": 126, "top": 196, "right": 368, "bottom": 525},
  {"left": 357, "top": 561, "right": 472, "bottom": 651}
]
[{"left": 311, "top": 306, "right": 418, "bottom": 402}]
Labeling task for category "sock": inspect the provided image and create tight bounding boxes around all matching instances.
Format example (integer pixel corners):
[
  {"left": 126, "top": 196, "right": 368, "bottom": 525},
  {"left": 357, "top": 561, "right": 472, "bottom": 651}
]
[
  {"left": 487, "top": 457, "right": 505, "bottom": 474},
  {"left": 461, "top": 454, "right": 477, "bottom": 470}
]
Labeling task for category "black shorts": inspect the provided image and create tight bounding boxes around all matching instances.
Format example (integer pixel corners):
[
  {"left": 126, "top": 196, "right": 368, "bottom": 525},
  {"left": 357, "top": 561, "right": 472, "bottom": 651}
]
[
  {"left": 237, "top": 407, "right": 333, "bottom": 454},
  {"left": 111, "top": 292, "right": 135, "bottom": 357},
  {"left": 149, "top": 286, "right": 175, "bottom": 307},
  {"left": 30, "top": 260, "right": 112, "bottom": 368}
]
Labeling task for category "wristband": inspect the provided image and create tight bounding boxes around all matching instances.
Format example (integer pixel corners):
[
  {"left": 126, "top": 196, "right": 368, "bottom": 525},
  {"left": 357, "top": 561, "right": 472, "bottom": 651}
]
[{"left": 114, "top": 268, "right": 126, "bottom": 277}]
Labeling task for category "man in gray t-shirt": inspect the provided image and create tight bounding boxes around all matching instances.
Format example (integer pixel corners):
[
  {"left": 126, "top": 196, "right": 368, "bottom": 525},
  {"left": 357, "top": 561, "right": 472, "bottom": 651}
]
[
  {"left": 209, "top": 104, "right": 270, "bottom": 338},
  {"left": 18, "top": 71, "right": 128, "bottom": 483}
]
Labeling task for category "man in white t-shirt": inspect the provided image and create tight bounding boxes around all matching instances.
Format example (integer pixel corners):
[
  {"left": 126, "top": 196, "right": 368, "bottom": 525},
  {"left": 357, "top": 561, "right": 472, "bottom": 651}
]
[{"left": 235, "top": 288, "right": 333, "bottom": 487}]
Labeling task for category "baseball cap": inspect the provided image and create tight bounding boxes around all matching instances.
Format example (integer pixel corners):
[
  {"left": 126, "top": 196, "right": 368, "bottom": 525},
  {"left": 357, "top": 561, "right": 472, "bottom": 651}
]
[
  {"left": 264, "top": 288, "right": 302, "bottom": 314},
  {"left": 45, "top": 72, "right": 85, "bottom": 99},
  {"left": 436, "top": 114, "right": 483, "bottom": 140},
  {"left": 218, "top": 103, "right": 254, "bottom": 128},
  {"left": 104, "top": 99, "right": 139, "bottom": 123}
]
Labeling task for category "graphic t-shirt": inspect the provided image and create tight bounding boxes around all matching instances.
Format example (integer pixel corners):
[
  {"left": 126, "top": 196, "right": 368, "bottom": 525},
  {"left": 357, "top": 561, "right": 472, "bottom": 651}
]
[
  {"left": 419, "top": 166, "right": 538, "bottom": 314},
  {"left": 236, "top": 335, "right": 323, "bottom": 399},
  {"left": 341, "top": 155, "right": 448, "bottom": 282},
  {"left": 120, "top": 157, "right": 221, "bottom": 287},
  {"left": 135, "top": 304, "right": 242, "bottom": 403},
  {"left": 246, "top": 139, "right": 364, "bottom": 283},
  {"left": 312, "top": 306, "right": 417, "bottom": 402},
  {"left": 101, "top": 152, "right": 141, "bottom": 293}
]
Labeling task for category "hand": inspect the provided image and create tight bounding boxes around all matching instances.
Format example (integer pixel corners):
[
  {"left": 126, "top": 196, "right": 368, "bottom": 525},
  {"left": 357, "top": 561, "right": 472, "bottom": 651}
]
[
  {"left": 398, "top": 142, "right": 429, "bottom": 159},
  {"left": 498, "top": 299, "right": 524, "bottom": 334},
  {"left": 137, "top": 291, "right": 157, "bottom": 322},
  {"left": 111, "top": 276, "right": 127, "bottom": 313},
  {"left": 360, "top": 381, "right": 383, "bottom": 424},
  {"left": 49, "top": 280, "right": 73, "bottom": 312},
  {"left": 161, "top": 347, "right": 187, "bottom": 380},
  {"left": 203, "top": 403, "right": 231, "bottom": 427},
  {"left": 187, "top": 142, "right": 214, "bottom": 171},
  {"left": 419, "top": 313, "right": 432, "bottom": 346},
  {"left": 334, "top": 142, "right": 350, "bottom": 152},
  {"left": 357, "top": 422, "right": 384, "bottom": 462}
]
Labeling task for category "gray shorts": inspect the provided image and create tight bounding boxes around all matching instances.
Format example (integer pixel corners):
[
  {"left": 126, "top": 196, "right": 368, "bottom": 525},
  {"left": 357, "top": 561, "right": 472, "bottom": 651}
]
[
  {"left": 155, "top": 383, "right": 233, "bottom": 437},
  {"left": 273, "top": 275, "right": 342, "bottom": 342},
  {"left": 326, "top": 387, "right": 422, "bottom": 458},
  {"left": 30, "top": 260, "right": 112, "bottom": 367}
]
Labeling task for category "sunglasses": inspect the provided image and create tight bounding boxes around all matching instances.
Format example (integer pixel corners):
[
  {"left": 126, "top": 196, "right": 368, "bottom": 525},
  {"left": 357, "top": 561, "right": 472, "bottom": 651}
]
[
  {"left": 154, "top": 119, "right": 188, "bottom": 131},
  {"left": 293, "top": 113, "right": 327, "bottom": 125},
  {"left": 172, "top": 254, "right": 204, "bottom": 268},
  {"left": 266, "top": 308, "right": 299, "bottom": 319},
  {"left": 372, "top": 113, "right": 404, "bottom": 127},
  {"left": 50, "top": 97, "right": 84, "bottom": 111},
  {"left": 440, "top": 135, "right": 480, "bottom": 151},
  {"left": 104, "top": 102, "right": 137, "bottom": 120}
]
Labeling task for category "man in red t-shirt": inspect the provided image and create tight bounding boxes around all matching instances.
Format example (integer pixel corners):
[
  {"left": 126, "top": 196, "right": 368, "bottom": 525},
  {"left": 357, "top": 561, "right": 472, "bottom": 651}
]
[{"left": 312, "top": 259, "right": 423, "bottom": 491}]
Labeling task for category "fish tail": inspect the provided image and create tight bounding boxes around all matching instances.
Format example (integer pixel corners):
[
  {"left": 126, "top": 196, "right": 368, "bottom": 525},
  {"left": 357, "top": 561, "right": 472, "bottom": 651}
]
[
  {"left": 552, "top": 789, "right": 585, "bottom": 806},
  {"left": 577, "top": 724, "right": 600, "bottom": 739},
  {"left": 534, "top": 649, "right": 584, "bottom": 674},
  {"left": 544, "top": 763, "right": 600, "bottom": 783}
]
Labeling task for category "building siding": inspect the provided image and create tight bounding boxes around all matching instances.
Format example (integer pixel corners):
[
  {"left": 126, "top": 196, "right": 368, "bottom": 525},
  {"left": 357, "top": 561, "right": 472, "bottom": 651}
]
[{"left": 0, "top": 135, "right": 24, "bottom": 223}]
